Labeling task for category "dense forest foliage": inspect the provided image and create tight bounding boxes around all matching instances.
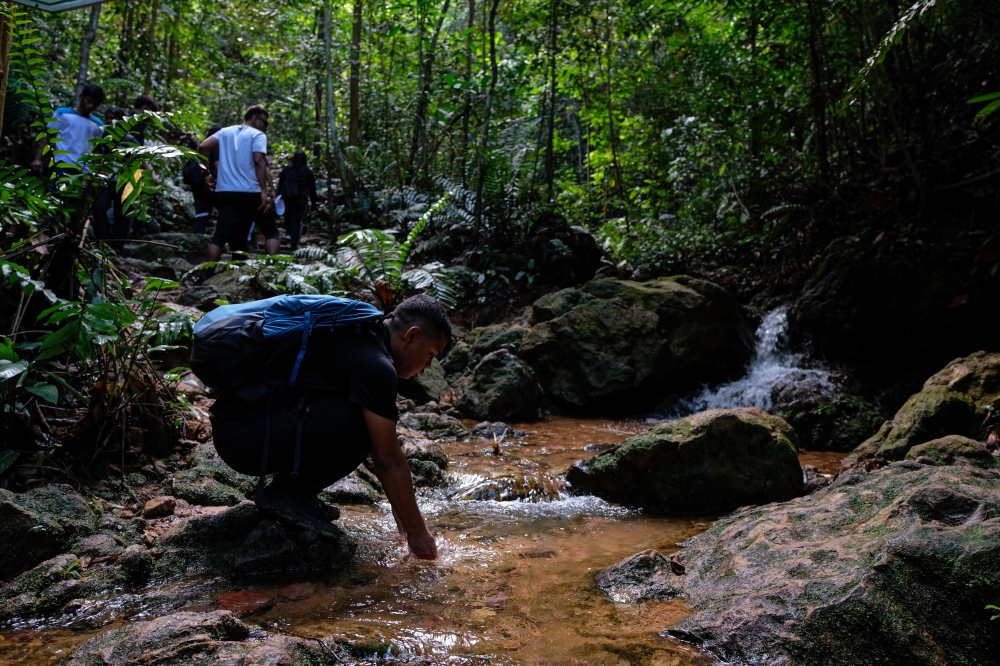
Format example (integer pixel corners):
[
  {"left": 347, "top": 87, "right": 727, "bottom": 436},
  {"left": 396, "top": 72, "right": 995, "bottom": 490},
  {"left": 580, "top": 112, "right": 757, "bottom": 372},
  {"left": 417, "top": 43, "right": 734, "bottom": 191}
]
[{"left": 2, "top": 0, "right": 998, "bottom": 284}]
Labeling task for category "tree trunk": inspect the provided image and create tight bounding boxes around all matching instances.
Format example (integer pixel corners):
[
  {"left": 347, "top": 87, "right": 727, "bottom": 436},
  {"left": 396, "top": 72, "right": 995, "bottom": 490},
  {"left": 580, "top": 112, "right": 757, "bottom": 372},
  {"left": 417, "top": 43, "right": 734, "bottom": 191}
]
[
  {"left": 0, "top": 4, "right": 14, "bottom": 141},
  {"left": 166, "top": 5, "right": 179, "bottom": 100},
  {"left": 459, "top": 0, "right": 475, "bottom": 186},
  {"left": 348, "top": 0, "right": 362, "bottom": 146},
  {"left": 313, "top": 78, "right": 323, "bottom": 159},
  {"left": 143, "top": 0, "right": 158, "bottom": 95},
  {"left": 544, "top": 0, "right": 558, "bottom": 198},
  {"left": 407, "top": 0, "right": 451, "bottom": 181},
  {"left": 75, "top": 3, "right": 102, "bottom": 105},
  {"left": 324, "top": 0, "right": 349, "bottom": 190},
  {"left": 472, "top": 0, "right": 500, "bottom": 230}
]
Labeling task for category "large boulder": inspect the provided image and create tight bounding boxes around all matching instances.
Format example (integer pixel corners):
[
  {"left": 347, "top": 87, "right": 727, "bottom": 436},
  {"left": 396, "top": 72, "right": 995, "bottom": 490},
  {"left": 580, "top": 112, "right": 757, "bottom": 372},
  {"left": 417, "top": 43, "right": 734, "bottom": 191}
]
[
  {"left": 443, "top": 324, "right": 530, "bottom": 383},
  {"left": 0, "top": 484, "right": 95, "bottom": 579},
  {"left": 923, "top": 351, "right": 1000, "bottom": 406},
  {"left": 518, "top": 276, "right": 753, "bottom": 405},
  {"left": 61, "top": 610, "right": 349, "bottom": 665},
  {"left": 566, "top": 408, "right": 802, "bottom": 514},
  {"left": 397, "top": 357, "right": 449, "bottom": 405},
  {"left": 846, "top": 385, "right": 979, "bottom": 469},
  {"left": 904, "top": 435, "right": 999, "bottom": 469},
  {"left": 521, "top": 214, "right": 603, "bottom": 287},
  {"left": 596, "top": 462, "right": 1000, "bottom": 665},
  {"left": 456, "top": 349, "right": 542, "bottom": 422}
]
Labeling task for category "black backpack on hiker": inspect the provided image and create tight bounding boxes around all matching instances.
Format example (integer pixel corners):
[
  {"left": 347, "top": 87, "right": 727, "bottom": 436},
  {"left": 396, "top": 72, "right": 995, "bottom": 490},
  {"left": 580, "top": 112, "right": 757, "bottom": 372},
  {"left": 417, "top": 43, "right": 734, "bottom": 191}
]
[
  {"left": 182, "top": 160, "right": 207, "bottom": 188},
  {"left": 190, "top": 295, "right": 385, "bottom": 501},
  {"left": 280, "top": 166, "right": 305, "bottom": 202}
]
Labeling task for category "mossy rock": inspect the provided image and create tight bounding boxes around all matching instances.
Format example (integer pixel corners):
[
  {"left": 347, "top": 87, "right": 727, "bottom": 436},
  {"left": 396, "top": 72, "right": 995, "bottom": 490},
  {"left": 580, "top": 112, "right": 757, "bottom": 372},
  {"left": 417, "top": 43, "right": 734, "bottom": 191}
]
[
  {"left": 905, "top": 435, "right": 999, "bottom": 469},
  {"left": 847, "top": 386, "right": 978, "bottom": 468},
  {"left": 456, "top": 349, "right": 542, "bottom": 422},
  {"left": 778, "top": 395, "right": 884, "bottom": 452},
  {"left": 397, "top": 357, "right": 449, "bottom": 405},
  {"left": 397, "top": 412, "right": 468, "bottom": 440},
  {"left": 519, "top": 276, "right": 753, "bottom": 405},
  {"left": 923, "top": 350, "right": 1000, "bottom": 407},
  {"left": 599, "top": 462, "right": 1000, "bottom": 664},
  {"left": 567, "top": 407, "right": 802, "bottom": 514},
  {"left": 0, "top": 484, "right": 96, "bottom": 579},
  {"left": 170, "top": 443, "right": 257, "bottom": 506}
]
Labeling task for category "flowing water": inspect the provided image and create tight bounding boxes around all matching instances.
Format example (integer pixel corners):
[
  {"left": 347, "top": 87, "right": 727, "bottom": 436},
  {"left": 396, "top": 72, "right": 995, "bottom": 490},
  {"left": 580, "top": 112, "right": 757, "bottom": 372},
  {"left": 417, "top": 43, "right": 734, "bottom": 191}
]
[
  {"left": 0, "top": 419, "right": 846, "bottom": 665},
  {"left": 674, "top": 307, "right": 839, "bottom": 414}
]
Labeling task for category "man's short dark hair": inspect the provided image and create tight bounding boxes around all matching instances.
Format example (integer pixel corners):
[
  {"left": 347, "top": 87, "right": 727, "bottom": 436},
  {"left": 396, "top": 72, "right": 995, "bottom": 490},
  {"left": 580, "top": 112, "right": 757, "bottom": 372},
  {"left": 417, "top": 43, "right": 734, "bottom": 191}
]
[
  {"left": 244, "top": 105, "right": 269, "bottom": 122},
  {"left": 206, "top": 123, "right": 222, "bottom": 138},
  {"left": 133, "top": 95, "right": 159, "bottom": 111},
  {"left": 392, "top": 294, "right": 451, "bottom": 342},
  {"left": 81, "top": 83, "right": 106, "bottom": 105}
]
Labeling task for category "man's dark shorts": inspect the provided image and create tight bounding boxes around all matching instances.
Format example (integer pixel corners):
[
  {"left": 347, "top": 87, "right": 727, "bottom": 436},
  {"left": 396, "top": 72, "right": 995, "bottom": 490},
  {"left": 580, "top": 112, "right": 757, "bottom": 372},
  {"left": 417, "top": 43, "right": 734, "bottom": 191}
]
[{"left": 212, "top": 191, "right": 279, "bottom": 248}]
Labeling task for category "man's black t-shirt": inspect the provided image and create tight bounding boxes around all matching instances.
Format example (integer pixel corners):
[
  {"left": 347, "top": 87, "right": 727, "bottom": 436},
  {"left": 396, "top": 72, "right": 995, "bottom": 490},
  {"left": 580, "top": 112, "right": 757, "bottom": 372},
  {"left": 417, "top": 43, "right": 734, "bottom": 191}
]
[{"left": 211, "top": 324, "right": 398, "bottom": 424}]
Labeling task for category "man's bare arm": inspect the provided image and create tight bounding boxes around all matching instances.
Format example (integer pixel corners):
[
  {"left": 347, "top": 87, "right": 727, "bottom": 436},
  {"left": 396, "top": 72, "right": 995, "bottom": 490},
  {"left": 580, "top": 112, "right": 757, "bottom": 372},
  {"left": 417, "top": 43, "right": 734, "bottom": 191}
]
[
  {"left": 252, "top": 151, "right": 271, "bottom": 212},
  {"left": 364, "top": 408, "right": 437, "bottom": 559},
  {"left": 198, "top": 136, "right": 219, "bottom": 190}
]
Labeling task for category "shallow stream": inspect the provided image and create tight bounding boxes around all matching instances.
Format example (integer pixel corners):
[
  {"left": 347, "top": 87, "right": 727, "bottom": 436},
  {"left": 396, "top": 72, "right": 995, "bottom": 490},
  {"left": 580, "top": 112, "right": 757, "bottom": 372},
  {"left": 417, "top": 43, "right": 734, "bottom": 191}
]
[{"left": 0, "top": 417, "right": 846, "bottom": 665}]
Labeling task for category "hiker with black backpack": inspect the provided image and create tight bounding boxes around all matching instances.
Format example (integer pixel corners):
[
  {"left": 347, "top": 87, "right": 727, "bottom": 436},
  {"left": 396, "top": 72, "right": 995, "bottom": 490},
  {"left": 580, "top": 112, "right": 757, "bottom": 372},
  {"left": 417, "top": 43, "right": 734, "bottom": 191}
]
[
  {"left": 276, "top": 149, "right": 317, "bottom": 251},
  {"left": 190, "top": 293, "right": 449, "bottom": 560},
  {"left": 183, "top": 124, "right": 221, "bottom": 235}
]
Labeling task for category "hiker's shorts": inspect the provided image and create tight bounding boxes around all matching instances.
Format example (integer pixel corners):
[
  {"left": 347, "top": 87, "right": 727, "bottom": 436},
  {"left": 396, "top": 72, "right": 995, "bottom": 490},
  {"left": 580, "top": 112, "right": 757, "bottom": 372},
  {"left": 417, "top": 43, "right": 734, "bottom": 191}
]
[{"left": 212, "top": 191, "right": 280, "bottom": 249}]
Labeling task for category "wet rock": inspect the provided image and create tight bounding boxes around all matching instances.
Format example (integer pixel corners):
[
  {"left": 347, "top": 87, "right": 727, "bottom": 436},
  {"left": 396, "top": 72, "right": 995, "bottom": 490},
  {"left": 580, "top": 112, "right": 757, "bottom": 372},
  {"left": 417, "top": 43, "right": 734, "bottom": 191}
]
[
  {"left": 116, "top": 544, "right": 155, "bottom": 586},
  {"left": 595, "top": 549, "right": 679, "bottom": 603},
  {"left": 143, "top": 495, "right": 177, "bottom": 519},
  {"left": 171, "top": 442, "right": 256, "bottom": 506},
  {"left": 398, "top": 412, "right": 468, "bottom": 440},
  {"left": 442, "top": 341, "right": 472, "bottom": 382},
  {"left": 457, "top": 349, "right": 542, "bottom": 422},
  {"left": 177, "top": 284, "right": 220, "bottom": 309},
  {"left": 453, "top": 473, "right": 562, "bottom": 502},
  {"left": 73, "top": 534, "right": 123, "bottom": 559},
  {"left": 923, "top": 350, "right": 1000, "bottom": 406},
  {"left": 846, "top": 385, "right": 978, "bottom": 468},
  {"left": 397, "top": 357, "right": 449, "bottom": 405},
  {"left": 776, "top": 394, "right": 884, "bottom": 452},
  {"left": 521, "top": 218, "right": 603, "bottom": 286},
  {"left": 412, "top": 400, "right": 442, "bottom": 414},
  {"left": 801, "top": 465, "right": 832, "bottom": 494},
  {"left": 470, "top": 421, "right": 526, "bottom": 440},
  {"left": 319, "top": 471, "right": 382, "bottom": 505},
  {"left": 61, "top": 610, "right": 348, "bottom": 665},
  {"left": 567, "top": 408, "right": 802, "bottom": 514},
  {"left": 601, "top": 463, "right": 1000, "bottom": 665},
  {"left": 905, "top": 435, "right": 999, "bottom": 469},
  {"left": 408, "top": 458, "right": 446, "bottom": 487},
  {"left": 155, "top": 501, "right": 355, "bottom": 577},
  {"left": 398, "top": 435, "right": 449, "bottom": 470},
  {"left": 519, "top": 276, "right": 753, "bottom": 406},
  {"left": 0, "top": 484, "right": 95, "bottom": 579}
]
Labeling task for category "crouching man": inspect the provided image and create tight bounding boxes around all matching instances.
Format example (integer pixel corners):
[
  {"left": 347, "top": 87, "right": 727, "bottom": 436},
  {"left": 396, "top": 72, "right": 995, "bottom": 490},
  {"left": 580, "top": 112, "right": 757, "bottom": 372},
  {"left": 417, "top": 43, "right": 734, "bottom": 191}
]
[{"left": 207, "top": 294, "right": 449, "bottom": 559}]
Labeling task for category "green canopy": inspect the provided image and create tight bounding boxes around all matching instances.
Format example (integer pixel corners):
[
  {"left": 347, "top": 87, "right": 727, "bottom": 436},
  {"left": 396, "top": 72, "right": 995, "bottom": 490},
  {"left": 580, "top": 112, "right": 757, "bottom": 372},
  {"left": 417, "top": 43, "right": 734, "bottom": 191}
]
[{"left": 11, "top": 0, "right": 103, "bottom": 12}]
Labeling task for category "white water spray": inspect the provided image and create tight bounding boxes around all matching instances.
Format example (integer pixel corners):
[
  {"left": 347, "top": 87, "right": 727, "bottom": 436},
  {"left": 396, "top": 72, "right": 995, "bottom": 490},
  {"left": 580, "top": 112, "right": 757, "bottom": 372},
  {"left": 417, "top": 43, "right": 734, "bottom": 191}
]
[{"left": 678, "top": 307, "right": 838, "bottom": 413}]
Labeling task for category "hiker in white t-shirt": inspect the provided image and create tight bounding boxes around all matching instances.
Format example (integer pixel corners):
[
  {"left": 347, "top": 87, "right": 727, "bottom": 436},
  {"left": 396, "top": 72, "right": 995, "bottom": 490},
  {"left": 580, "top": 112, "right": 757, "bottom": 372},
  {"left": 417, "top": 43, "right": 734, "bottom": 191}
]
[
  {"left": 30, "top": 83, "right": 106, "bottom": 175},
  {"left": 199, "top": 105, "right": 281, "bottom": 262}
]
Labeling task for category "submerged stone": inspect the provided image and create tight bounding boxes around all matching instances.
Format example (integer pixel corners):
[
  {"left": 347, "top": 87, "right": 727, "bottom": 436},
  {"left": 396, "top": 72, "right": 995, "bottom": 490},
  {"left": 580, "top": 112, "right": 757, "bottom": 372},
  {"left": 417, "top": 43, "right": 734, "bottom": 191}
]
[{"left": 567, "top": 407, "right": 802, "bottom": 514}]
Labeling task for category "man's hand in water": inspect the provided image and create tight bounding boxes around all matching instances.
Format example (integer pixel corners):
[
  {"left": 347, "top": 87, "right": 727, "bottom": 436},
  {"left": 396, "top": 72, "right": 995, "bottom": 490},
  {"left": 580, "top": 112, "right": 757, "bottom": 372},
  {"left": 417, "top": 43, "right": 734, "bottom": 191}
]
[
  {"left": 408, "top": 527, "right": 438, "bottom": 560},
  {"left": 365, "top": 408, "right": 438, "bottom": 560}
]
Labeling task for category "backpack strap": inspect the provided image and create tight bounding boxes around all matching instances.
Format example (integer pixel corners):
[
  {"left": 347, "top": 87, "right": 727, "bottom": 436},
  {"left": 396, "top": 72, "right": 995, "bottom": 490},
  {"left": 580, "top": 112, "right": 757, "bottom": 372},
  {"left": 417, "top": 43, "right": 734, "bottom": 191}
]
[
  {"left": 255, "top": 386, "right": 276, "bottom": 506},
  {"left": 288, "top": 310, "right": 312, "bottom": 388},
  {"left": 291, "top": 392, "right": 310, "bottom": 476}
]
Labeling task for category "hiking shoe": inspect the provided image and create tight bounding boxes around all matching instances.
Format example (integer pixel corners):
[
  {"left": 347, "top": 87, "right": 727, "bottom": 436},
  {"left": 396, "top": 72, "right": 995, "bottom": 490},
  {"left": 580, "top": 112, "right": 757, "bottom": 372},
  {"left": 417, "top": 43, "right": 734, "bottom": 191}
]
[{"left": 257, "top": 485, "right": 340, "bottom": 540}]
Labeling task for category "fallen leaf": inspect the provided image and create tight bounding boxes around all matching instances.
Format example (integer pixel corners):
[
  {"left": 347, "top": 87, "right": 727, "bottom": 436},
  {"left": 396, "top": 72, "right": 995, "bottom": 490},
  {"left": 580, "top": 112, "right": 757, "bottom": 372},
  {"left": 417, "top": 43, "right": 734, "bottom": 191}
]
[{"left": 670, "top": 554, "right": 685, "bottom": 575}]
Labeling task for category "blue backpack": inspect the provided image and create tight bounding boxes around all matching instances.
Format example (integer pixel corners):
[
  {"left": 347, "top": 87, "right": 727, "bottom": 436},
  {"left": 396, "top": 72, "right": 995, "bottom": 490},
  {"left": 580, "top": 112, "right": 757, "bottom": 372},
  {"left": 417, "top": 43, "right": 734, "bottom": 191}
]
[
  {"left": 190, "top": 295, "right": 385, "bottom": 502},
  {"left": 191, "top": 294, "right": 385, "bottom": 390}
]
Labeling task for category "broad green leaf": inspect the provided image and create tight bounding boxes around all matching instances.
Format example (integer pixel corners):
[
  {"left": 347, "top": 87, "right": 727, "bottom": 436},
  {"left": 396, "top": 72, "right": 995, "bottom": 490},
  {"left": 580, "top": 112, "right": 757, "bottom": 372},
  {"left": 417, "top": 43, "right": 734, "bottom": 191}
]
[
  {"left": 26, "top": 383, "right": 59, "bottom": 405},
  {"left": 0, "top": 359, "right": 28, "bottom": 381},
  {"left": 0, "top": 449, "right": 19, "bottom": 476}
]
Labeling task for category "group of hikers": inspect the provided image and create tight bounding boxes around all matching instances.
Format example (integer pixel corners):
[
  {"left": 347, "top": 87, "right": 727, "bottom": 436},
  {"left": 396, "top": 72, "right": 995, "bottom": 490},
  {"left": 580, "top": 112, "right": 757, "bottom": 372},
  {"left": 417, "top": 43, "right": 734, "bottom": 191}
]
[
  {"left": 34, "top": 84, "right": 444, "bottom": 560},
  {"left": 34, "top": 83, "right": 319, "bottom": 260}
]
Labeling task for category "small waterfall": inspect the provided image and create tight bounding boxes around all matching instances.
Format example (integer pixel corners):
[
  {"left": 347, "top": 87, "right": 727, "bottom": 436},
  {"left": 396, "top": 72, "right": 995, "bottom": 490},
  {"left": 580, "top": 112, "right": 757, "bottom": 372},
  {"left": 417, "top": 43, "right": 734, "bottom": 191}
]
[{"left": 676, "top": 307, "right": 838, "bottom": 414}]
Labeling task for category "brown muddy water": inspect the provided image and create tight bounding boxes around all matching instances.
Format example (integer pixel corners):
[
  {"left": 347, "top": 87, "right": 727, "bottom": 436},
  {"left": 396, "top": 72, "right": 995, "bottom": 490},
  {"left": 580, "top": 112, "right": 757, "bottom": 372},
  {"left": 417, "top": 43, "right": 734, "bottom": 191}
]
[{"left": 0, "top": 417, "right": 845, "bottom": 665}]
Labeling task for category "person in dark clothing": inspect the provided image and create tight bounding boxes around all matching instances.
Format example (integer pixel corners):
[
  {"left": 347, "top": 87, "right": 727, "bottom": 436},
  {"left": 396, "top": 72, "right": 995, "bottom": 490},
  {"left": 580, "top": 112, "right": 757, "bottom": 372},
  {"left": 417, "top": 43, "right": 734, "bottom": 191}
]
[
  {"left": 189, "top": 124, "right": 221, "bottom": 234},
  {"left": 209, "top": 294, "right": 450, "bottom": 560},
  {"left": 91, "top": 106, "right": 139, "bottom": 250},
  {"left": 130, "top": 95, "right": 161, "bottom": 186},
  {"left": 276, "top": 150, "right": 317, "bottom": 251}
]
